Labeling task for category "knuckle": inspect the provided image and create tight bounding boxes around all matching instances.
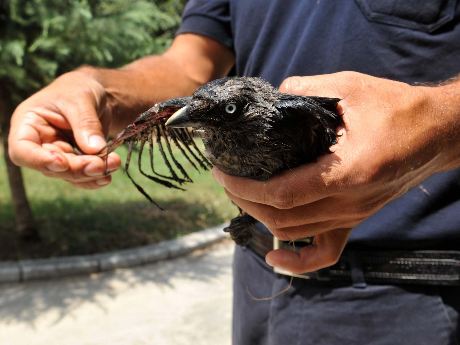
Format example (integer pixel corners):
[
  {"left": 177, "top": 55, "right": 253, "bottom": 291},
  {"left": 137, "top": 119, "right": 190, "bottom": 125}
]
[
  {"left": 54, "top": 98, "right": 69, "bottom": 111},
  {"left": 77, "top": 115, "right": 101, "bottom": 131},
  {"left": 338, "top": 70, "right": 360, "bottom": 82},
  {"left": 79, "top": 87, "right": 97, "bottom": 99}
]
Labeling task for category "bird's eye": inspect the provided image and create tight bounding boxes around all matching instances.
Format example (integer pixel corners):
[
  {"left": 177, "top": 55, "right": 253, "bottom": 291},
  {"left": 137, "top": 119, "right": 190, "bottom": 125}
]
[{"left": 225, "top": 103, "right": 237, "bottom": 114}]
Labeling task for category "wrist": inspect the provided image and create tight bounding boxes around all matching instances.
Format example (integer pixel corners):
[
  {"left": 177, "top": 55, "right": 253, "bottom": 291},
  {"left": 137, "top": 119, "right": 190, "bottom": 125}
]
[{"left": 421, "top": 80, "right": 460, "bottom": 172}]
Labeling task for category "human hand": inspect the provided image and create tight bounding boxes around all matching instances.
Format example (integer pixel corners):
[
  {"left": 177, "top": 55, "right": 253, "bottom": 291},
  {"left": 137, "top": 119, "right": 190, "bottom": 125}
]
[
  {"left": 213, "top": 71, "right": 459, "bottom": 273},
  {"left": 8, "top": 69, "right": 121, "bottom": 189}
]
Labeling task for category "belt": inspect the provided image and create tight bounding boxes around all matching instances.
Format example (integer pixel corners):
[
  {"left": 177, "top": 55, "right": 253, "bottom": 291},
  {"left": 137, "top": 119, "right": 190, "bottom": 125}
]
[{"left": 247, "top": 230, "right": 460, "bottom": 286}]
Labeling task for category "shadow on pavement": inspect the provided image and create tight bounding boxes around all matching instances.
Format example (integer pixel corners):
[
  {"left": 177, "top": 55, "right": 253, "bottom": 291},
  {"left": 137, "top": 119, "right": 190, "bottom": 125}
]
[{"left": 0, "top": 241, "right": 233, "bottom": 326}]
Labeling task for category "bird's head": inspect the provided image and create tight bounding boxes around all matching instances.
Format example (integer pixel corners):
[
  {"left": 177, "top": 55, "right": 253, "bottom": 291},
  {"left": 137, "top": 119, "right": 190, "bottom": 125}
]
[{"left": 165, "top": 77, "right": 277, "bottom": 130}]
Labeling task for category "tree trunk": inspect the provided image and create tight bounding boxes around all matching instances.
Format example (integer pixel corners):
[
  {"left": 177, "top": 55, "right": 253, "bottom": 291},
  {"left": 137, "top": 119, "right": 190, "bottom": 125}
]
[{"left": 0, "top": 97, "right": 39, "bottom": 241}]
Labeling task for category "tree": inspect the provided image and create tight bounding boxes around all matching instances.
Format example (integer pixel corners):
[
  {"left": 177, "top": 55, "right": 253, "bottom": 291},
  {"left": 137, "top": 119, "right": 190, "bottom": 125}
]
[{"left": 0, "top": 0, "right": 184, "bottom": 240}]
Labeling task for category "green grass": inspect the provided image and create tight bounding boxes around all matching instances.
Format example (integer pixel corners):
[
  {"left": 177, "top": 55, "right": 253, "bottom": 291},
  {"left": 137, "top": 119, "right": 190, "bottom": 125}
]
[{"left": 0, "top": 141, "right": 234, "bottom": 260}]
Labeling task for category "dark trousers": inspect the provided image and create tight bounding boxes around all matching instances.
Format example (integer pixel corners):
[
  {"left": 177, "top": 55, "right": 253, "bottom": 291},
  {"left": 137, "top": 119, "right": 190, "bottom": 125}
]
[{"left": 232, "top": 245, "right": 460, "bottom": 345}]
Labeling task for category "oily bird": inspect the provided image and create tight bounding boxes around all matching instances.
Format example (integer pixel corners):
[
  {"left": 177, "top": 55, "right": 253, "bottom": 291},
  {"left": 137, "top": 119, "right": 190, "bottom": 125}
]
[{"left": 104, "top": 77, "right": 342, "bottom": 245}]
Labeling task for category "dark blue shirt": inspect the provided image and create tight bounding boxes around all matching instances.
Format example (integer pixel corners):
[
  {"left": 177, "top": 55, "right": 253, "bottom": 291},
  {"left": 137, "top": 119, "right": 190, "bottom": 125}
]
[{"left": 177, "top": 0, "right": 460, "bottom": 250}]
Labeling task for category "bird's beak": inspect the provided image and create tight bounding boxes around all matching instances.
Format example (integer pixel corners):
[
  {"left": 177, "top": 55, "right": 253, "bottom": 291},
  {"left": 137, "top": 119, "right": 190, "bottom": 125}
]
[{"left": 165, "top": 106, "right": 202, "bottom": 128}]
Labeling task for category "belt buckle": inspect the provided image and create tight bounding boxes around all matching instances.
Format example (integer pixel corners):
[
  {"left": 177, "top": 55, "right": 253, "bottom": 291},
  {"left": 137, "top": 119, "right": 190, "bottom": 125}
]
[{"left": 272, "top": 237, "right": 315, "bottom": 280}]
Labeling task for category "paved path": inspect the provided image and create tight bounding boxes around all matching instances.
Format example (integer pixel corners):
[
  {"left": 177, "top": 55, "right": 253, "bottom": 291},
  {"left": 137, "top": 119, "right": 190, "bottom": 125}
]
[{"left": 0, "top": 241, "right": 234, "bottom": 345}]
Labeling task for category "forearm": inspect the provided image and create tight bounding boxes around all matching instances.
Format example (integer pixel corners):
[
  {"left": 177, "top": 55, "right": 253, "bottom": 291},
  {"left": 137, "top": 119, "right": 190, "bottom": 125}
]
[
  {"left": 78, "top": 57, "right": 197, "bottom": 134},
  {"left": 78, "top": 34, "right": 234, "bottom": 134}
]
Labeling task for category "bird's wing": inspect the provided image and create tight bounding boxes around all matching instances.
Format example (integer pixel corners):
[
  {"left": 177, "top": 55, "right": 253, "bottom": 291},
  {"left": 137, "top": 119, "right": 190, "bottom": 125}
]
[
  {"left": 275, "top": 94, "right": 340, "bottom": 115},
  {"left": 275, "top": 94, "right": 341, "bottom": 127},
  {"left": 274, "top": 93, "right": 343, "bottom": 161}
]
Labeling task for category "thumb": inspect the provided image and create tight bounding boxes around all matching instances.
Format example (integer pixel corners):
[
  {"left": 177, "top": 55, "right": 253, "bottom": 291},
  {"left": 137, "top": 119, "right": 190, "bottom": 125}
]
[
  {"left": 265, "top": 228, "right": 351, "bottom": 273},
  {"left": 65, "top": 104, "right": 106, "bottom": 155},
  {"left": 279, "top": 73, "right": 347, "bottom": 98}
]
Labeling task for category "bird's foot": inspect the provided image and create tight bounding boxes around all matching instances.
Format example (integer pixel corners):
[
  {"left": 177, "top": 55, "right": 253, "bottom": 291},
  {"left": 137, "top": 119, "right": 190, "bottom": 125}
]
[{"left": 224, "top": 214, "right": 257, "bottom": 246}]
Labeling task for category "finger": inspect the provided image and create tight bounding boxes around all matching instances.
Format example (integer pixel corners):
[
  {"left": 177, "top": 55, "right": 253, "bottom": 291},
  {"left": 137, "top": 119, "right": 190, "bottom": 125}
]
[
  {"left": 13, "top": 141, "right": 70, "bottom": 173},
  {"left": 69, "top": 175, "right": 112, "bottom": 189},
  {"left": 43, "top": 140, "right": 75, "bottom": 153},
  {"left": 266, "top": 228, "right": 351, "bottom": 273},
  {"left": 279, "top": 73, "right": 354, "bottom": 98},
  {"left": 8, "top": 112, "right": 70, "bottom": 171},
  {"left": 78, "top": 151, "right": 121, "bottom": 177},
  {"left": 63, "top": 151, "right": 120, "bottom": 181},
  {"left": 58, "top": 100, "right": 107, "bottom": 155},
  {"left": 213, "top": 162, "right": 340, "bottom": 209},
  {"left": 271, "top": 224, "right": 330, "bottom": 241},
  {"left": 224, "top": 190, "right": 331, "bottom": 228},
  {"left": 271, "top": 220, "right": 355, "bottom": 241},
  {"left": 41, "top": 152, "right": 120, "bottom": 183}
]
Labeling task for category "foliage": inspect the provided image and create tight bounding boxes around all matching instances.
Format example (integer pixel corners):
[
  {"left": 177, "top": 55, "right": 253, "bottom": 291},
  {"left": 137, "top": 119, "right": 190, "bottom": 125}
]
[
  {"left": 0, "top": 0, "right": 185, "bottom": 105},
  {"left": 0, "top": 0, "right": 186, "bottom": 243}
]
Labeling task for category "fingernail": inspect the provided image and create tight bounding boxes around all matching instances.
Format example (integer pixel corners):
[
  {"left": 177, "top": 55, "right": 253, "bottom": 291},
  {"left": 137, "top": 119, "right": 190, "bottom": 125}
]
[
  {"left": 96, "top": 178, "right": 110, "bottom": 186},
  {"left": 265, "top": 254, "right": 275, "bottom": 267},
  {"left": 106, "top": 155, "right": 121, "bottom": 173},
  {"left": 88, "top": 135, "right": 106, "bottom": 150}
]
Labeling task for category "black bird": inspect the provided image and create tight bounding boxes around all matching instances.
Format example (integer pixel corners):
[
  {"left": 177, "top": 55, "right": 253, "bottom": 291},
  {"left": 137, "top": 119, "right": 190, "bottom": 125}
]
[
  {"left": 103, "top": 77, "right": 341, "bottom": 245},
  {"left": 164, "top": 77, "right": 342, "bottom": 245}
]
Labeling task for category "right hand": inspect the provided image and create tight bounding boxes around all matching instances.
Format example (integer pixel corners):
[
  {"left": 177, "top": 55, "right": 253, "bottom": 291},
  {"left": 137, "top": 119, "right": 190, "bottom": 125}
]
[
  {"left": 213, "top": 71, "right": 460, "bottom": 273},
  {"left": 8, "top": 69, "right": 121, "bottom": 189}
]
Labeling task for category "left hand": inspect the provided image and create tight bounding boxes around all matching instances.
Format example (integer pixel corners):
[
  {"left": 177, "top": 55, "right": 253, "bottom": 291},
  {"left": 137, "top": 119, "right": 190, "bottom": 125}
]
[
  {"left": 8, "top": 70, "right": 121, "bottom": 189},
  {"left": 212, "top": 71, "right": 460, "bottom": 273}
]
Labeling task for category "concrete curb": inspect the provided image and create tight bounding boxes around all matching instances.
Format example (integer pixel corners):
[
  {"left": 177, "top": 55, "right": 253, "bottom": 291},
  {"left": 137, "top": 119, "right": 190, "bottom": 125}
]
[{"left": 0, "top": 223, "right": 229, "bottom": 284}]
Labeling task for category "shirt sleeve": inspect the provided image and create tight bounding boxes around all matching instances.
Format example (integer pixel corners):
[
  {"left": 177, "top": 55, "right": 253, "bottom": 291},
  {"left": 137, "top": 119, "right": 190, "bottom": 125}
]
[{"left": 176, "top": 0, "right": 233, "bottom": 49}]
